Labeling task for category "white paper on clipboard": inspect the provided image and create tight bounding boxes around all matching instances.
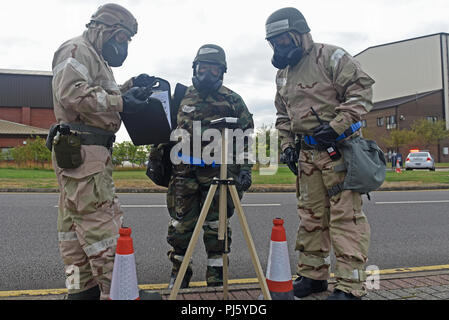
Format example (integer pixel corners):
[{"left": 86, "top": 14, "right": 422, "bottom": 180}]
[{"left": 150, "top": 91, "right": 171, "bottom": 129}]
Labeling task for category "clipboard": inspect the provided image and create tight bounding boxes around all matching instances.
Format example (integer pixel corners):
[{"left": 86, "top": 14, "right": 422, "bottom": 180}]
[{"left": 121, "top": 77, "right": 173, "bottom": 146}]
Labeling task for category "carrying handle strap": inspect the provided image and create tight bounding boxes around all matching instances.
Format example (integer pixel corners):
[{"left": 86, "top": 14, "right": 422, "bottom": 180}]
[{"left": 171, "top": 83, "right": 188, "bottom": 128}]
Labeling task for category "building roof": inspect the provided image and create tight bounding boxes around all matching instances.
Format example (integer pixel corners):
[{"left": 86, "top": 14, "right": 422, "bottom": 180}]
[
  {"left": 0, "top": 69, "right": 52, "bottom": 76},
  {"left": 373, "top": 89, "right": 440, "bottom": 111},
  {"left": 0, "top": 119, "right": 48, "bottom": 135},
  {"left": 355, "top": 32, "right": 449, "bottom": 57},
  {"left": 0, "top": 69, "right": 53, "bottom": 109}
]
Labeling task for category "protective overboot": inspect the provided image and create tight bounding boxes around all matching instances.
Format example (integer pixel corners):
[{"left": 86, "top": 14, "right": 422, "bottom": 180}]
[
  {"left": 168, "top": 267, "right": 193, "bottom": 289},
  {"left": 64, "top": 285, "right": 100, "bottom": 300},
  {"left": 326, "top": 289, "right": 361, "bottom": 300},
  {"left": 293, "top": 276, "right": 328, "bottom": 298},
  {"left": 138, "top": 289, "right": 162, "bottom": 300},
  {"left": 206, "top": 266, "right": 223, "bottom": 287}
]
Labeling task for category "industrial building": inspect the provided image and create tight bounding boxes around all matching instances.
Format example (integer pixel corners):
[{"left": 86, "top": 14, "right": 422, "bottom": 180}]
[
  {"left": 355, "top": 32, "right": 449, "bottom": 162},
  {"left": 0, "top": 69, "right": 55, "bottom": 155}
]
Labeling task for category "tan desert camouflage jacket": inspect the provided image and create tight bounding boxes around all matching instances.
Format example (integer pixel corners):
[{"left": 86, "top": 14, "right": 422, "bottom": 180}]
[
  {"left": 51, "top": 32, "right": 133, "bottom": 179},
  {"left": 51, "top": 34, "right": 132, "bottom": 133},
  {"left": 274, "top": 33, "right": 375, "bottom": 151}
]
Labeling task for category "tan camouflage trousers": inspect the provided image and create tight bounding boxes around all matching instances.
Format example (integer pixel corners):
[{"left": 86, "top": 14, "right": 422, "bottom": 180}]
[
  {"left": 54, "top": 149, "right": 123, "bottom": 300},
  {"left": 296, "top": 148, "right": 371, "bottom": 297}
]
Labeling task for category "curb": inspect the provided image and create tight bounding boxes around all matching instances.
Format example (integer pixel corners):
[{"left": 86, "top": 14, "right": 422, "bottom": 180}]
[{"left": 1, "top": 185, "right": 448, "bottom": 193}]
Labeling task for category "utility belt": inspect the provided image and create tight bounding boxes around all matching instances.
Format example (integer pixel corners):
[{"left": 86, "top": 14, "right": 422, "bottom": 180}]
[
  {"left": 46, "top": 122, "right": 115, "bottom": 169},
  {"left": 303, "top": 121, "right": 362, "bottom": 146},
  {"left": 298, "top": 121, "right": 386, "bottom": 198},
  {"left": 66, "top": 123, "right": 116, "bottom": 149}
]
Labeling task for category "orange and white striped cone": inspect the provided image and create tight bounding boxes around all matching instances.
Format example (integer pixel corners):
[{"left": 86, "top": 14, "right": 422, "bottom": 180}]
[
  {"left": 396, "top": 158, "right": 401, "bottom": 173},
  {"left": 264, "top": 218, "right": 294, "bottom": 300},
  {"left": 110, "top": 227, "right": 140, "bottom": 300}
]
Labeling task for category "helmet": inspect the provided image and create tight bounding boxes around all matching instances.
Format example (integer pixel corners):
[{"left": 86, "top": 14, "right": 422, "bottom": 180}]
[
  {"left": 191, "top": 44, "right": 227, "bottom": 96},
  {"left": 265, "top": 7, "right": 310, "bottom": 40},
  {"left": 89, "top": 3, "right": 138, "bottom": 37},
  {"left": 192, "top": 44, "right": 227, "bottom": 73}
]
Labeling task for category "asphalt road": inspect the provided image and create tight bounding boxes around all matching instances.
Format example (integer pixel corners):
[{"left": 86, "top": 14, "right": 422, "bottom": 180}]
[{"left": 1, "top": 190, "right": 449, "bottom": 291}]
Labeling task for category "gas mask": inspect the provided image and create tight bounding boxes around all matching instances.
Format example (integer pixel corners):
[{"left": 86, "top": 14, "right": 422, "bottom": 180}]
[
  {"left": 192, "top": 62, "right": 223, "bottom": 95},
  {"left": 269, "top": 32, "right": 303, "bottom": 69},
  {"left": 102, "top": 36, "right": 128, "bottom": 67}
]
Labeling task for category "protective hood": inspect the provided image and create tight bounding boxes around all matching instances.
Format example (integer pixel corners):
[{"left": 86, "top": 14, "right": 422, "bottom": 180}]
[{"left": 83, "top": 23, "right": 130, "bottom": 67}]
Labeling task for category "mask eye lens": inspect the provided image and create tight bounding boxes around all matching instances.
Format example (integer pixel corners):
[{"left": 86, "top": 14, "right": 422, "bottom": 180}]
[
  {"left": 269, "top": 33, "right": 293, "bottom": 49},
  {"left": 115, "top": 31, "right": 131, "bottom": 44},
  {"left": 197, "top": 63, "right": 221, "bottom": 77}
]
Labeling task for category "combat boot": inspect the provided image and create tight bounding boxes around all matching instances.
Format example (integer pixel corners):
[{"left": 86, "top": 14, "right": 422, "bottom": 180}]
[
  {"left": 326, "top": 289, "right": 361, "bottom": 300},
  {"left": 64, "top": 285, "right": 100, "bottom": 300},
  {"left": 168, "top": 267, "right": 193, "bottom": 289},
  {"left": 293, "top": 276, "right": 328, "bottom": 298},
  {"left": 138, "top": 289, "right": 162, "bottom": 300},
  {"left": 206, "top": 266, "right": 223, "bottom": 287}
]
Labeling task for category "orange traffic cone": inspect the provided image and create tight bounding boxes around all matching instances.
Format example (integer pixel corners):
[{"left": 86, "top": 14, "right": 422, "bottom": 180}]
[
  {"left": 264, "top": 218, "right": 294, "bottom": 300},
  {"left": 110, "top": 227, "right": 140, "bottom": 300},
  {"left": 395, "top": 158, "right": 401, "bottom": 173}
]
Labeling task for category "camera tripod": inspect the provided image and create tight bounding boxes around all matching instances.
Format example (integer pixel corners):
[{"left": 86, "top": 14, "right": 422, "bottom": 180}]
[{"left": 168, "top": 121, "right": 271, "bottom": 300}]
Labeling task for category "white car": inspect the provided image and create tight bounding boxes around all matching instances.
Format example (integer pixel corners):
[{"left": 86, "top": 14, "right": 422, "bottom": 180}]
[{"left": 405, "top": 151, "right": 435, "bottom": 171}]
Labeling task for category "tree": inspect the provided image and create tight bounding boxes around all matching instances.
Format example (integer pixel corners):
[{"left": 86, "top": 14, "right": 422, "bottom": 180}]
[
  {"left": 381, "top": 128, "right": 417, "bottom": 152},
  {"left": 410, "top": 119, "right": 449, "bottom": 147},
  {"left": 112, "top": 141, "right": 151, "bottom": 167},
  {"left": 112, "top": 141, "right": 129, "bottom": 166},
  {"left": 8, "top": 136, "right": 51, "bottom": 167},
  {"left": 28, "top": 136, "right": 51, "bottom": 167},
  {"left": 410, "top": 119, "right": 449, "bottom": 161}
]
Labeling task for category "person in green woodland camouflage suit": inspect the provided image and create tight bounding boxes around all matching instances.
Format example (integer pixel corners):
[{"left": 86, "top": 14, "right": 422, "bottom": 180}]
[
  {"left": 265, "top": 8, "right": 375, "bottom": 300},
  {"left": 166, "top": 44, "right": 254, "bottom": 288}
]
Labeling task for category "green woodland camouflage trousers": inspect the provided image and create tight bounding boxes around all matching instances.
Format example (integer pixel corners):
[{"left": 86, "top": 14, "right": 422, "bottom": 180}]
[
  {"left": 54, "top": 150, "right": 123, "bottom": 300},
  {"left": 166, "top": 164, "right": 243, "bottom": 286},
  {"left": 296, "top": 148, "right": 371, "bottom": 297}
]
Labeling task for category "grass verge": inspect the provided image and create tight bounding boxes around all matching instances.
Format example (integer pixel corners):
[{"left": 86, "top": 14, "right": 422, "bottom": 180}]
[{"left": 0, "top": 166, "right": 448, "bottom": 189}]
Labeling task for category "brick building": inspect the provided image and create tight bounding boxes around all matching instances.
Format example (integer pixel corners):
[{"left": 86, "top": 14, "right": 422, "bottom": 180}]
[
  {"left": 355, "top": 33, "right": 449, "bottom": 162},
  {"left": 0, "top": 69, "right": 55, "bottom": 152}
]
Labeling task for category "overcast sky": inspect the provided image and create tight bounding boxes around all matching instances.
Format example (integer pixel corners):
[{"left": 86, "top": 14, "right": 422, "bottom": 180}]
[{"left": 2, "top": 0, "right": 449, "bottom": 142}]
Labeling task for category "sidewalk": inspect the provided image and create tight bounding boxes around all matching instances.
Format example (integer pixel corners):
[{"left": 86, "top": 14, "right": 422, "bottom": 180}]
[
  {"left": 157, "top": 269, "right": 449, "bottom": 300},
  {"left": 3, "top": 269, "right": 449, "bottom": 300}
]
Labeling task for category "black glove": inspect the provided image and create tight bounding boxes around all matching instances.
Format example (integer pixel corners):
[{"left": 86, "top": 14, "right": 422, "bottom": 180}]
[
  {"left": 238, "top": 170, "right": 252, "bottom": 191},
  {"left": 281, "top": 146, "right": 298, "bottom": 175},
  {"left": 312, "top": 124, "right": 339, "bottom": 150},
  {"left": 121, "top": 87, "right": 152, "bottom": 114},
  {"left": 132, "top": 74, "right": 155, "bottom": 88}
]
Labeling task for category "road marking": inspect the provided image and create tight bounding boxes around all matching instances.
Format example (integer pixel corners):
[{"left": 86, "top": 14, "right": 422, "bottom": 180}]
[
  {"left": 53, "top": 204, "right": 282, "bottom": 208},
  {"left": 2, "top": 264, "right": 449, "bottom": 297},
  {"left": 376, "top": 200, "right": 449, "bottom": 205}
]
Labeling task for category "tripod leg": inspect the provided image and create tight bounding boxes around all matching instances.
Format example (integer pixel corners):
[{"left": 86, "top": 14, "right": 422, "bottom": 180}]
[
  {"left": 228, "top": 184, "right": 272, "bottom": 300},
  {"left": 219, "top": 128, "right": 229, "bottom": 299},
  {"left": 223, "top": 249, "right": 229, "bottom": 300},
  {"left": 168, "top": 184, "right": 218, "bottom": 300},
  {"left": 219, "top": 184, "right": 229, "bottom": 300}
]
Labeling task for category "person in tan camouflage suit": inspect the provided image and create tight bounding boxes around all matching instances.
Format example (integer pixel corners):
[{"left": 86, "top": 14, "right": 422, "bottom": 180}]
[
  {"left": 265, "top": 8, "right": 375, "bottom": 300},
  {"left": 166, "top": 44, "right": 254, "bottom": 288},
  {"left": 51, "top": 3, "right": 157, "bottom": 300}
]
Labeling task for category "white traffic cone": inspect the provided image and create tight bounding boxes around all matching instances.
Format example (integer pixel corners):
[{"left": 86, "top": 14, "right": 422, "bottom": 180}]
[
  {"left": 110, "top": 227, "right": 140, "bottom": 300},
  {"left": 264, "top": 218, "right": 294, "bottom": 300}
]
